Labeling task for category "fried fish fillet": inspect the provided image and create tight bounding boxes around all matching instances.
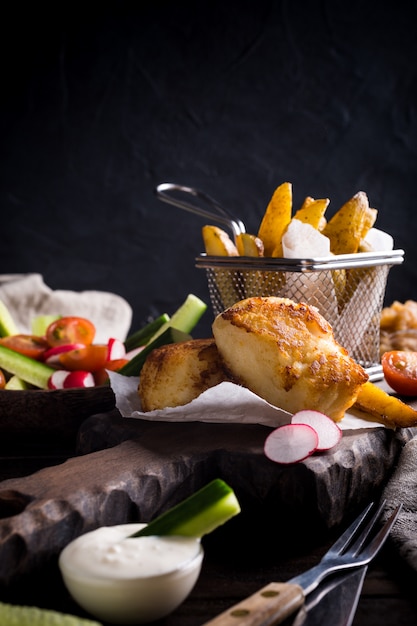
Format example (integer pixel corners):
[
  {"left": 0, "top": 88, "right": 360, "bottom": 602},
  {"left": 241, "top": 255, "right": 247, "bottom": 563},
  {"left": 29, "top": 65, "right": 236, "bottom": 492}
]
[
  {"left": 138, "top": 338, "right": 228, "bottom": 412},
  {"left": 212, "top": 297, "right": 369, "bottom": 421}
]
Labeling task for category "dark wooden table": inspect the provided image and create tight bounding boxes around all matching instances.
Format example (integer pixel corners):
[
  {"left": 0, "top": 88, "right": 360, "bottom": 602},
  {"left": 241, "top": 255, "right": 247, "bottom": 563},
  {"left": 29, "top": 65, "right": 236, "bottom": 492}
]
[
  {"left": 1, "top": 442, "right": 417, "bottom": 626},
  {"left": 166, "top": 544, "right": 417, "bottom": 626}
]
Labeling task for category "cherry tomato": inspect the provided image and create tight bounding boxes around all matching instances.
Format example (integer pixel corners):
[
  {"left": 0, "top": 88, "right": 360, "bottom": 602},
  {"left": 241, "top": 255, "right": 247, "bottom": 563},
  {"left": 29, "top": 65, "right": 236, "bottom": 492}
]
[
  {"left": 93, "top": 358, "right": 130, "bottom": 386},
  {"left": 93, "top": 368, "right": 111, "bottom": 387},
  {"left": 105, "top": 358, "right": 130, "bottom": 371},
  {"left": 46, "top": 316, "right": 96, "bottom": 348},
  {"left": 58, "top": 344, "right": 108, "bottom": 372},
  {"left": 381, "top": 350, "right": 417, "bottom": 396},
  {"left": 0, "top": 334, "right": 49, "bottom": 360},
  {"left": 0, "top": 369, "right": 5, "bottom": 389}
]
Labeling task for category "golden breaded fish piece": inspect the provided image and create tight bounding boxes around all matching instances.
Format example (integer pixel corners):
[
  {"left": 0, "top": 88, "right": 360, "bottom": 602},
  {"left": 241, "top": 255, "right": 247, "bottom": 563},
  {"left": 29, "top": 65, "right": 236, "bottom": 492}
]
[
  {"left": 212, "top": 297, "right": 368, "bottom": 421},
  {"left": 138, "top": 338, "right": 228, "bottom": 412}
]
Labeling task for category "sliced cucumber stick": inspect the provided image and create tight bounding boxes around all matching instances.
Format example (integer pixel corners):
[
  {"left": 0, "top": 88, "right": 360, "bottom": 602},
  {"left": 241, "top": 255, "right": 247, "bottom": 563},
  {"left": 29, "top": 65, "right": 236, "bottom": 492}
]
[
  {"left": 118, "top": 327, "right": 192, "bottom": 377},
  {"left": 124, "top": 313, "right": 170, "bottom": 352},
  {"left": 149, "top": 294, "right": 207, "bottom": 343},
  {"left": 0, "top": 300, "right": 19, "bottom": 337},
  {"left": 31, "top": 314, "right": 61, "bottom": 337},
  {"left": 0, "top": 601, "right": 102, "bottom": 626},
  {"left": 4, "top": 375, "right": 29, "bottom": 390},
  {"left": 0, "top": 345, "right": 54, "bottom": 389},
  {"left": 128, "top": 479, "right": 241, "bottom": 538}
]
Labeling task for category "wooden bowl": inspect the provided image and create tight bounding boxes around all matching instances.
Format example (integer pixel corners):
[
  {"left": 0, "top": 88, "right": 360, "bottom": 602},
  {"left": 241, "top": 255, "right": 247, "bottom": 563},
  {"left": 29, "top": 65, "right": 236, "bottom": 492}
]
[{"left": 0, "top": 386, "right": 116, "bottom": 443}]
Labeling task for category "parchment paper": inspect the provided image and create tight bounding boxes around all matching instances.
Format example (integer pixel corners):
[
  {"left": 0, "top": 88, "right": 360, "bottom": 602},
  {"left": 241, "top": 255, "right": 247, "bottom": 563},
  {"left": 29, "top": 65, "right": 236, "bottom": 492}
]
[{"left": 109, "top": 371, "right": 385, "bottom": 431}]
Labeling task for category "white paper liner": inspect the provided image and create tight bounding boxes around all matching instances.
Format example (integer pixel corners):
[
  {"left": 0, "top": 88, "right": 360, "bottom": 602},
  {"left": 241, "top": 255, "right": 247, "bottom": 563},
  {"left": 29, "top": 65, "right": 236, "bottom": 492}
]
[{"left": 109, "top": 371, "right": 385, "bottom": 431}]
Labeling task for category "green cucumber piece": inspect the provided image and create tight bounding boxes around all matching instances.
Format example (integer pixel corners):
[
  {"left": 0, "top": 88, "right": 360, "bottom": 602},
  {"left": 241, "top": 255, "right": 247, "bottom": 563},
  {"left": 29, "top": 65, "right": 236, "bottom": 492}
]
[
  {"left": 31, "top": 314, "right": 61, "bottom": 336},
  {"left": 124, "top": 313, "right": 170, "bottom": 352},
  {"left": 0, "top": 300, "right": 19, "bottom": 337},
  {"left": 4, "top": 375, "right": 29, "bottom": 390},
  {"left": 0, "top": 345, "right": 55, "bottom": 389},
  {"left": 0, "top": 601, "right": 102, "bottom": 625},
  {"left": 118, "top": 326, "right": 192, "bottom": 377},
  {"left": 128, "top": 479, "right": 241, "bottom": 538},
  {"left": 149, "top": 294, "right": 207, "bottom": 343}
]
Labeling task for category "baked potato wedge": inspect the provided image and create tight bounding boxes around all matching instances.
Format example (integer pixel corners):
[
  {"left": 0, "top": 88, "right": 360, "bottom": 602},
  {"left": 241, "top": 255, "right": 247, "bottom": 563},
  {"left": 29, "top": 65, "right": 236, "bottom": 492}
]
[
  {"left": 236, "top": 233, "right": 264, "bottom": 257},
  {"left": 294, "top": 196, "right": 329, "bottom": 231},
  {"left": 202, "top": 225, "right": 238, "bottom": 256},
  {"left": 257, "top": 182, "right": 292, "bottom": 257},
  {"left": 202, "top": 225, "right": 243, "bottom": 307},
  {"left": 322, "top": 191, "right": 370, "bottom": 255},
  {"left": 361, "top": 207, "right": 378, "bottom": 239},
  {"left": 353, "top": 381, "right": 417, "bottom": 429}
]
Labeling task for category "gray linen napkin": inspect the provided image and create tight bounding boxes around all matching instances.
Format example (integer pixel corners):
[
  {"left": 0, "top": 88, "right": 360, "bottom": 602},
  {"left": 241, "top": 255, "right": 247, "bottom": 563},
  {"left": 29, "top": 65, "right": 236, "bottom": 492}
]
[
  {"left": 382, "top": 434, "right": 417, "bottom": 570},
  {"left": 0, "top": 273, "right": 132, "bottom": 342}
]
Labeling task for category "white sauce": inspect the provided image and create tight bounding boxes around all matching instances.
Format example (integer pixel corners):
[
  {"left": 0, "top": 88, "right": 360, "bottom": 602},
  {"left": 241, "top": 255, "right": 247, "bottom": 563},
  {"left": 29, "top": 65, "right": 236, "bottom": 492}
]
[{"left": 61, "top": 524, "right": 201, "bottom": 579}]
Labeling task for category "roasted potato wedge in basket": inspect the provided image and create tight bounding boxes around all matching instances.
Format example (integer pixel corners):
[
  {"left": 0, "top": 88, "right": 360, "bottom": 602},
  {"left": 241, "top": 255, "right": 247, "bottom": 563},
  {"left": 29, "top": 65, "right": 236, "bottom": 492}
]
[
  {"left": 236, "top": 233, "right": 264, "bottom": 257},
  {"left": 201, "top": 183, "right": 380, "bottom": 261},
  {"left": 202, "top": 225, "right": 238, "bottom": 256},
  {"left": 322, "top": 191, "right": 377, "bottom": 255},
  {"left": 293, "top": 196, "right": 329, "bottom": 230},
  {"left": 257, "top": 181, "right": 292, "bottom": 257}
]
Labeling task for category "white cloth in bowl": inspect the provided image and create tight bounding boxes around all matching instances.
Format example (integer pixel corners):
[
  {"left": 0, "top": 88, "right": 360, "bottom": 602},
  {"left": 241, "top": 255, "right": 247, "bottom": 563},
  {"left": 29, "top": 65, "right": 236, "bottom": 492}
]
[{"left": 0, "top": 273, "right": 132, "bottom": 343}]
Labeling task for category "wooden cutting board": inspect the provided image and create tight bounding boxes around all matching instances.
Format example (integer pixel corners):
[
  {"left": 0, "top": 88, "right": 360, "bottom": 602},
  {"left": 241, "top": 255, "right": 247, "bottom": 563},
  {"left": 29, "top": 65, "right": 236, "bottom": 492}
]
[{"left": 0, "top": 408, "right": 415, "bottom": 588}]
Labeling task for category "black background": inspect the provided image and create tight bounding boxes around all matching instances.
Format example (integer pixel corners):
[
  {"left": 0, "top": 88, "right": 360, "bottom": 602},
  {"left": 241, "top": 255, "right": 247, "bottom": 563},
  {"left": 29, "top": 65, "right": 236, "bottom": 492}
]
[{"left": 1, "top": 0, "right": 416, "bottom": 338}]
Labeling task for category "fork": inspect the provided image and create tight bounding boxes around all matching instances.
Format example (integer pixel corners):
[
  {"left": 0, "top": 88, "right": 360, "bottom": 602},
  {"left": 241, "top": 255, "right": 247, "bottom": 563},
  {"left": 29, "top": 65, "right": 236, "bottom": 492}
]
[{"left": 202, "top": 499, "right": 402, "bottom": 626}]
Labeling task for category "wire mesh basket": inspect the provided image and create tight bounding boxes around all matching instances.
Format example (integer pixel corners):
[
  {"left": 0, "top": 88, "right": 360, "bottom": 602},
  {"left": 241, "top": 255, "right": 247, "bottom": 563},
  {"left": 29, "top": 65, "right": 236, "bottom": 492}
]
[{"left": 196, "top": 250, "right": 404, "bottom": 368}]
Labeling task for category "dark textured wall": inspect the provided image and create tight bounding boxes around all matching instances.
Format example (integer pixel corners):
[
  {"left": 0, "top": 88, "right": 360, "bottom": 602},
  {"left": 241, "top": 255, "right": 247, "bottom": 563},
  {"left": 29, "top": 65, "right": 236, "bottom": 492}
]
[{"left": 1, "top": 0, "right": 416, "bottom": 337}]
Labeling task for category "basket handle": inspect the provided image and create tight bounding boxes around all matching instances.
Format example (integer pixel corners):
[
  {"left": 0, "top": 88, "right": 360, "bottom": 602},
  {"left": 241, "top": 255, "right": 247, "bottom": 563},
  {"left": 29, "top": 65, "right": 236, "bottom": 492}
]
[{"left": 155, "top": 182, "right": 245, "bottom": 242}]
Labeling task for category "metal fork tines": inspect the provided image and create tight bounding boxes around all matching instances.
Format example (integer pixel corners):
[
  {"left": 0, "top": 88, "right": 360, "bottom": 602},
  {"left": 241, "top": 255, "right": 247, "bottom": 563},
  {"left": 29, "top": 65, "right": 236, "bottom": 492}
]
[{"left": 291, "top": 499, "right": 402, "bottom": 596}]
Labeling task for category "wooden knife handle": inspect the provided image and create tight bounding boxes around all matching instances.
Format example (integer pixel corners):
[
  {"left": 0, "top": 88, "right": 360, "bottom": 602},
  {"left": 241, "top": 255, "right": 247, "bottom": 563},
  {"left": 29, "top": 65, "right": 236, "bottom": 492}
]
[{"left": 202, "top": 582, "right": 304, "bottom": 626}]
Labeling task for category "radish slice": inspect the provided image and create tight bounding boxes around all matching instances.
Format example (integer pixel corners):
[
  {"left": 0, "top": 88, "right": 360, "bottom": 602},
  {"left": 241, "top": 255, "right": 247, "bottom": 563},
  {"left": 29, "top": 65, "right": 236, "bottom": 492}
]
[
  {"left": 107, "top": 337, "right": 126, "bottom": 361},
  {"left": 48, "top": 369, "right": 96, "bottom": 389},
  {"left": 48, "top": 370, "right": 71, "bottom": 389},
  {"left": 291, "top": 410, "right": 342, "bottom": 451},
  {"left": 264, "top": 424, "right": 318, "bottom": 465},
  {"left": 63, "top": 370, "right": 96, "bottom": 389},
  {"left": 44, "top": 343, "right": 86, "bottom": 365}
]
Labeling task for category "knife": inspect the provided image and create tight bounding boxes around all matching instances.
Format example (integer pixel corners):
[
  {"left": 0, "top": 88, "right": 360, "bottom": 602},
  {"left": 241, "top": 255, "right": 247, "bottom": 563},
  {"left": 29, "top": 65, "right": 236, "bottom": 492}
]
[
  {"left": 291, "top": 566, "right": 367, "bottom": 626},
  {"left": 202, "top": 502, "right": 398, "bottom": 626},
  {"left": 201, "top": 566, "right": 368, "bottom": 626},
  {"left": 204, "top": 565, "right": 367, "bottom": 626}
]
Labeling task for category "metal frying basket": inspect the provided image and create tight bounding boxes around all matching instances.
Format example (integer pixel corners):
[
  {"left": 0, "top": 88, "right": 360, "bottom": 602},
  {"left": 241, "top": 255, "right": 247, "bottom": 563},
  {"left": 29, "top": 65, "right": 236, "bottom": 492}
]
[
  {"left": 155, "top": 182, "right": 404, "bottom": 369},
  {"left": 195, "top": 251, "right": 404, "bottom": 368}
]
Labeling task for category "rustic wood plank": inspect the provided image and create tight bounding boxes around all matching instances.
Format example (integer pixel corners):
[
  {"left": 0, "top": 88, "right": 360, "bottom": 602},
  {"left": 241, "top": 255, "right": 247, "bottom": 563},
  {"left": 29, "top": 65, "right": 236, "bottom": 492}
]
[{"left": 0, "top": 412, "right": 414, "bottom": 590}]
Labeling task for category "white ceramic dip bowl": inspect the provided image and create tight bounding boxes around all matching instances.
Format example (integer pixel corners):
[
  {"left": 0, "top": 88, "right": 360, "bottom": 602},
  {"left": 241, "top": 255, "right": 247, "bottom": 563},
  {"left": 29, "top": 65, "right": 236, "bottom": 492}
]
[{"left": 59, "top": 523, "right": 204, "bottom": 624}]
